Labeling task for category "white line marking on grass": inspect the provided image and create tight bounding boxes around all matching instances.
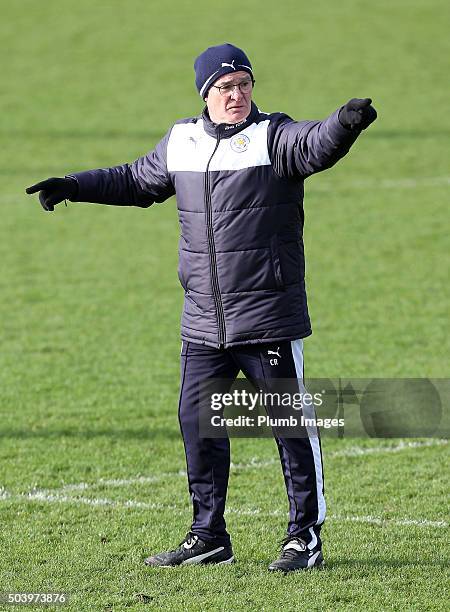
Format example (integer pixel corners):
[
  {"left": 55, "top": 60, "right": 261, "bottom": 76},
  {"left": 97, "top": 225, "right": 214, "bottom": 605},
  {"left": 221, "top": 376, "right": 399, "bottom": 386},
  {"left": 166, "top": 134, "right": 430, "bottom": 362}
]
[
  {"left": 230, "top": 439, "right": 448, "bottom": 467},
  {"left": 3, "top": 490, "right": 447, "bottom": 529},
  {"left": 52, "top": 439, "right": 447, "bottom": 493},
  {"left": 312, "top": 175, "right": 450, "bottom": 192},
  {"left": 371, "top": 176, "right": 450, "bottom": 189},
  {"left": 23, "top": 490, "right": 179, "bottom": 511},
  {"left": 59, "top": 471, "right": 187, "bottom": 492},
  {"left": 327, "top": 439, "right": 448, "bottom": 458},
  {"left": 228, "top": 509, "right": 448, "bottom": 529},
  {"left": 328, "top": 514, "right": 448, "bottom": 529}
]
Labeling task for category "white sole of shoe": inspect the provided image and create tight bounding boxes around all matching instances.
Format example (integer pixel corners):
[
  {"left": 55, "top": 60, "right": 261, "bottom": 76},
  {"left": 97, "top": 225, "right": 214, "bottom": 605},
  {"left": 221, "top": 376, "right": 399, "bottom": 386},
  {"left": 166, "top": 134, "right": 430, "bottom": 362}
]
[
  {"left": 147, "top": 554, "right": 235, "bottom": 568},
  {"left": 215, "top": 555, "right": 235, "bottom": 565}
]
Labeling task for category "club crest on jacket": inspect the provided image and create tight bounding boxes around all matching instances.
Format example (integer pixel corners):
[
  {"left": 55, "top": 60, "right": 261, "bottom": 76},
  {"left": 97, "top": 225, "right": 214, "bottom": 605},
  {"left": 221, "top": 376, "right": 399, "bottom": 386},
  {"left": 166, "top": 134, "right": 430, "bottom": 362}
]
[{"left": 230, "top": 134, "right": 250, "bottom": 153}]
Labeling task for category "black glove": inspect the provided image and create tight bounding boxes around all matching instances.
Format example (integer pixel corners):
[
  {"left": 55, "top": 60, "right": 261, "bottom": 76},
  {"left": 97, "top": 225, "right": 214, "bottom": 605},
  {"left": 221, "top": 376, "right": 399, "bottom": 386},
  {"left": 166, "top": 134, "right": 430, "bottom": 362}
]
[
  {"left": 338, "top": 98, "right": 377, "bottom": 131},
  {"left": 25, "top": 176, "right": 78, "bottom": 212}
]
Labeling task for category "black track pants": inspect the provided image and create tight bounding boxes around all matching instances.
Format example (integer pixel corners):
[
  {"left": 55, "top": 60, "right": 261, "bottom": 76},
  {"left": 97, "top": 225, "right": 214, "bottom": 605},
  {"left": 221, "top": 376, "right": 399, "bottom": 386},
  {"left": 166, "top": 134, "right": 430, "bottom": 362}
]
[{"left": 178, "top": 339, "right": 325, "bottom": 548}]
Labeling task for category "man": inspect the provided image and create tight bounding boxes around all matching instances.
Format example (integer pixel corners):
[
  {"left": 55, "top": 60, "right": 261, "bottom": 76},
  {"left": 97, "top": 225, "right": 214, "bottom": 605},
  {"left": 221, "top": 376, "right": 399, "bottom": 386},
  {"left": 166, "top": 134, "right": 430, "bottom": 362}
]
[{"left": 26, "top": 43, "right": 376, "bottom": 573}]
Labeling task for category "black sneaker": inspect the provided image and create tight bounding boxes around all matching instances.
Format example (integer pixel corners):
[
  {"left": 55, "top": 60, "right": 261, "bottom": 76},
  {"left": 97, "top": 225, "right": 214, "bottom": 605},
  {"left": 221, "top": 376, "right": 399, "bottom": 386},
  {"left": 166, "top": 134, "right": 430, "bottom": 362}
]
[
  {"left": 268, "top": 536, "right": 324, "bottom": 573},
  {"left": 144, "top": 532, "right": 235, "bottom": 567}
]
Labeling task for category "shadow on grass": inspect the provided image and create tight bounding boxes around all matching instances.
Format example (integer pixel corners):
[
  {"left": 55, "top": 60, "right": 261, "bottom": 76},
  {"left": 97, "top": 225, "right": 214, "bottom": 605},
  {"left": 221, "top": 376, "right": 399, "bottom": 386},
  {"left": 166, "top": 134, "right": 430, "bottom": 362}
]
[
  {"left": 1, "top": 128, "right": 165, "bottom": 141},
  {"left": 3, "top": 128, "right": 450, "bottom": 141},
  {"left": 0, "top": 427, "right": 180, "bottom": 440}
]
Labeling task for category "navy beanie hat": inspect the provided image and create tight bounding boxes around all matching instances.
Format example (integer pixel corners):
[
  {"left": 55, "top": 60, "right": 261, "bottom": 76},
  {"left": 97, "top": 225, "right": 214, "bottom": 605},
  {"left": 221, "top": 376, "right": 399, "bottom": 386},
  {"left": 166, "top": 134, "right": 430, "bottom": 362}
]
[{"left": 194, "top": 43, "right": 253, "bottom": 98}]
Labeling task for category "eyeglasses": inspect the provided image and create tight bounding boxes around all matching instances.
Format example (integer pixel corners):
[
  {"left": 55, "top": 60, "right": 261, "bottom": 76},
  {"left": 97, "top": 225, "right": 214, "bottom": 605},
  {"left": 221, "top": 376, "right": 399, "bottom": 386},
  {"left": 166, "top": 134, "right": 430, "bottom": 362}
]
[{"left": 211, "top": 79, "right": 255, "bottom": 96}]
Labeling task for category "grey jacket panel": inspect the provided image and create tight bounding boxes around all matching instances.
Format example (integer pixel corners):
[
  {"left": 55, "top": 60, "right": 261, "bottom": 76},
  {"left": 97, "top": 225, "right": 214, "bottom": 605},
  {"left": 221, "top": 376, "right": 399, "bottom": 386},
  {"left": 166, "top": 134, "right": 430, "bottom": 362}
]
[{"left": 68, "top": 103, "right": 362, "bottom": 347}]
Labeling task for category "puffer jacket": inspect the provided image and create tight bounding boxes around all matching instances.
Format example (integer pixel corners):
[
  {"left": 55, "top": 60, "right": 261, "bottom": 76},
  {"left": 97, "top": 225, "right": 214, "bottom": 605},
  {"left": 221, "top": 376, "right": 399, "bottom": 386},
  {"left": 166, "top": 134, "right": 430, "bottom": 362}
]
[{"left": 70, "top": 102, "right": 361, "bottom": 348}]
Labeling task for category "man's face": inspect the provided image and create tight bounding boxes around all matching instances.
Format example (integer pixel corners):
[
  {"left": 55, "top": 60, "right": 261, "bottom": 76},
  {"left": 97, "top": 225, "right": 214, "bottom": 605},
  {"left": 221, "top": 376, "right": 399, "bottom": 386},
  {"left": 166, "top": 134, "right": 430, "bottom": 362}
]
[{"left": 205, "top": 71, "right": 253, "bottom": 125}]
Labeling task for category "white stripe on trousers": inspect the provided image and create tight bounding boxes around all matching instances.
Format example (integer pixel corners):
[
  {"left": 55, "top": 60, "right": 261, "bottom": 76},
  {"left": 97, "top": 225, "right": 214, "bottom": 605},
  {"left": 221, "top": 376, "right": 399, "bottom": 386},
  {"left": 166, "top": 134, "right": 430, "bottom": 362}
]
[{"left": 290, "top": 339, "right": 326, "bottom": 548}]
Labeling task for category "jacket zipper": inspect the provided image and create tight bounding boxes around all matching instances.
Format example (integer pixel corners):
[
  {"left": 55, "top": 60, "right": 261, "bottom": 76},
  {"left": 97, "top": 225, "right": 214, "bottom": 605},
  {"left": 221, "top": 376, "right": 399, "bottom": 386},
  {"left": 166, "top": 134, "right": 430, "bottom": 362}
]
[{"left": 204, "top": 131, "right": 226, "bottom": 348}]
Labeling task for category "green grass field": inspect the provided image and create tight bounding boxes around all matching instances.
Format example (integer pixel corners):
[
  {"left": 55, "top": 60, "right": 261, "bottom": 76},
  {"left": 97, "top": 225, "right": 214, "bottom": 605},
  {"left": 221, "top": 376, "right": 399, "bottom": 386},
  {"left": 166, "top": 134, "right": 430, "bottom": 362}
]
[{"left": 1, "top": 0, "right": 449, "bottom": 610}]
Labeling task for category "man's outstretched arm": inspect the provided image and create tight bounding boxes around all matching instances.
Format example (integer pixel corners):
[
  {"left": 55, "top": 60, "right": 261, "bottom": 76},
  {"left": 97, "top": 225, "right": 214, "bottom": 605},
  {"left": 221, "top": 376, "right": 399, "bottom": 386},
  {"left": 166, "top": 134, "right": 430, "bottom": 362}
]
[
  {"left": 26, "top": 129, "right": 175, "bottom": 211},
  {"left": 269, "top": 98, "right": 377, "bottom": 179}
]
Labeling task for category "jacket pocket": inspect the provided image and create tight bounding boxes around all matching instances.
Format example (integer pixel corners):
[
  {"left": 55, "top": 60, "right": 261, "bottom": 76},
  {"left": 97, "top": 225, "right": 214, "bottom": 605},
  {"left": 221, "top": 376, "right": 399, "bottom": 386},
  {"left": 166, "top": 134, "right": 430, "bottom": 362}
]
[{"left": 270, "top": 236, "right": 285, "bottom": 290}]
